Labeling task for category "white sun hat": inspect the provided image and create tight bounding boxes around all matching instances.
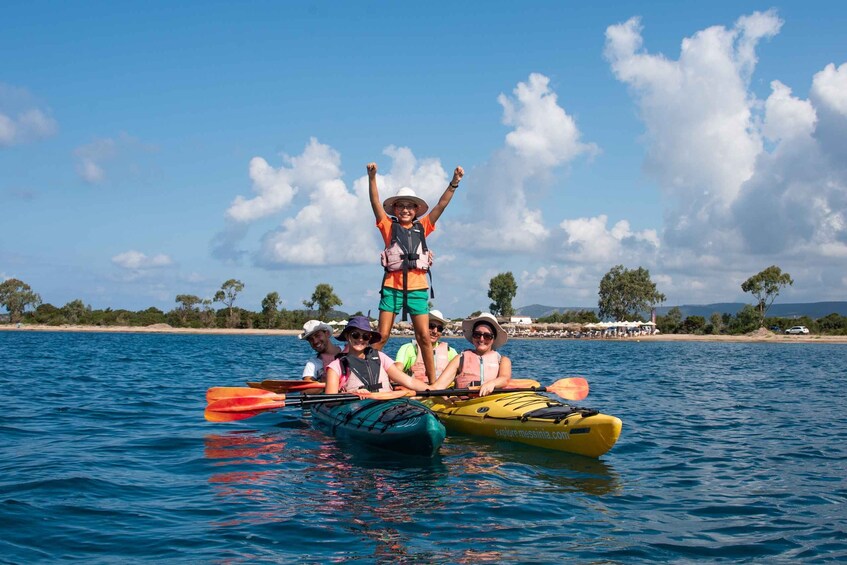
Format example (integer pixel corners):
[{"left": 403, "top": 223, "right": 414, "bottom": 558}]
[
  {"left": 299, "top": 320, "right": 334, "bottom": 340},
  {"left": 382, "top": 187, "right": 428, "bottom": 217}
]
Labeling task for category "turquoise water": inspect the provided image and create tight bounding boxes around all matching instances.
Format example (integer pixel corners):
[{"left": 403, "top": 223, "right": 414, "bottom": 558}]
[{"left": 2, "top": 331, "right": 846, "bottom": 563}]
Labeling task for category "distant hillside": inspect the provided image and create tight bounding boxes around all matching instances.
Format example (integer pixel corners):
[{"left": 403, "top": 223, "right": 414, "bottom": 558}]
[{"left": 516, "top": 302, "right": 847, "bottom": 319}]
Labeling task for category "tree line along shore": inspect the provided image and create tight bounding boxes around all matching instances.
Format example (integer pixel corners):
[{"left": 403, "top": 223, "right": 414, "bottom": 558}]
[{"left": 3, "top": 266, "right": 846, "bottom": 337}]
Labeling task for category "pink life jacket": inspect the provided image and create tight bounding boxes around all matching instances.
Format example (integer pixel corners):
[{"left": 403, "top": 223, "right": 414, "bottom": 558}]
[
  {"left": 338, "top": 348, "right": 392, "bottom": 393},
  {"left": 455, "top": 349, "right": 502, "bottom": 389},
  {"left": 409, "top": 340, "right": 451, "bottom": 382},
  {"left": 380, "top": 219, "right": 433, "bottom": 272}
]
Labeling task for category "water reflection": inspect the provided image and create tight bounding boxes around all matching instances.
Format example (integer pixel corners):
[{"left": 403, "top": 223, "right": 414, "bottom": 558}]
[
  {"left": 205, "top": 423, "right": 451, "bottom": 562},
  {"left": 444, "top": 435, "right": 622, "bottom": 496}
]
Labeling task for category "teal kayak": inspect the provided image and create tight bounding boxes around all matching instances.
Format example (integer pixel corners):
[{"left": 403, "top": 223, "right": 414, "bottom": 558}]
[{"left": 311, "top": 398, "right": 446, "bottom": 457}]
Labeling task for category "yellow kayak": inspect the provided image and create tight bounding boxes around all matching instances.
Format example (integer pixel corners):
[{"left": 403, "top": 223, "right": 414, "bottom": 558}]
[{"left": 424, "top": 391, "right": 622, "bottom": 458}]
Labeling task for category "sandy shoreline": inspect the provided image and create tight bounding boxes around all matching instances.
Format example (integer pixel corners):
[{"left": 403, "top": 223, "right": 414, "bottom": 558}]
[{"left": 2, "top": 324, "right": 845, "bottom": 343}]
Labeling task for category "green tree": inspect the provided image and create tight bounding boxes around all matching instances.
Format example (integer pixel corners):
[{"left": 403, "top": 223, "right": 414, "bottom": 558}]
[
  {"left": 657, "top": 306, "right": 682, "bottom": 334},
  {"left": 597, "top": 265, "right": 666, "bottom": 321},
  {"left": 741, "top": 265, "right": 793, "bottom": 327},
  {"left": 302, "top": 283, "right": 342, "bottom": 321},
  {"left": 818, "top": 313, "right": 847, "bottom": 335},
  {"left": 261, "top": 291, "right": 281, "bottom": 328},
  {"left": 0, "top": 278, "right": 42, "bottom": 324},
  {"left": 681, "top": 315, "right": 707, "bottom": 334},
  {"left": 487, "top": 272, "right": 517, "bottom": 317},
  {"left": 61, "top": 299, "right": 89, "bottom": 324},
  {"left": 199, "top": 299, "right": 216, "bottom": 328},
  {"left": 728, "top": 304, "right": 760, "bottom": 334},
  {"left": 709, "top": 312, "right": 723, "bottom": 335},
  {"left": 175, "top": 294, "right": 202, "bottom": 326},
  {"left": 214, "top": 279, "right": 245, "bottom": 328}
]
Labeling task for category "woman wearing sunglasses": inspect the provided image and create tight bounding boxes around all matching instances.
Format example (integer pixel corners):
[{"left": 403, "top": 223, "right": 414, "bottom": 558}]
[
  {"left": 393, "top": 309, "right": 459, "bottom": 384},
  {"left": 324, "top": 316, "right": 437, "bottom": 395},
  {"left": 367, "top": 161, "right": 463, "bottom": 386},
  {"left": 431, "top": 313, "right": 512, "bottom": 396}
]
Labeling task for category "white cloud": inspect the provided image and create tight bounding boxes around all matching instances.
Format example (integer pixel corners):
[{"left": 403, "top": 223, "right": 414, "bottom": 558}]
[
  {"left": 604, "top": 11, "right": 782, "bottom": 250},
  {"left": 602, "top": 10, "right": 847, "bottom": 304},
  {"left": 73, "top": 134, "right": 155, "bottom": 184},
  {"left": 762, "top": 81, "right": 817, "bottom": 142},
  {"left": 220, "top": 138, "right": 453, "bottom": 267},
  {"left": 225, "top": 138, "right": 339, "bottom": 222},
  {"left": 450, "top": 73, "right": 597, "bottom": 252},
  {"left": 0, "top": 84, "right": 57, "bottom": 147},
  {"left": 208, "top": 12, "right": 847, "bottom": 311},
  {"left": 112, "top": 251, "right": 174, "bottom": 270},
  {"left": 499, "top": 73, "right": 598, "bottom": 171},
  {"left": 558, "top": 215, "right": 660, "bottom": 263},
  {"left": 811, "top": 63, "right": 847, "bottom": 116}
]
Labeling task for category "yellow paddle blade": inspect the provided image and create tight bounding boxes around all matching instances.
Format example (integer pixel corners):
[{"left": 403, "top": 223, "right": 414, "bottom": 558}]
[{"left": 505, "top": 379, "right": 541, "bottom": 389}]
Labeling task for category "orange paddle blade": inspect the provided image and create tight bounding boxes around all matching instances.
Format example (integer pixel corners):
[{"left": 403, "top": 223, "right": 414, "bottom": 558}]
[
  {"left": 206, "top": 387, "right": 286, "bottom": 403},
  {"left": 257, "top": 380, "right": 326, "bottom": 393},
  {"left": 547, "top": 377, "right": 589, "bottom": 401},
  {"left": 205, "top": 407, "right": 269, "bottom": 422},
  {"left": 206, "top": 397, "right": 287, "bottom": 413}
]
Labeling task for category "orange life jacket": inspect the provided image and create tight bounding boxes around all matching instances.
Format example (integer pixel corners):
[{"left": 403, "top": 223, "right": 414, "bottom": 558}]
[
  {"left": 455, "top": 349, "right": 502, "bottom": 389},
  {"left": 409, "top": 340, "right": 451, "bottom": 382}
]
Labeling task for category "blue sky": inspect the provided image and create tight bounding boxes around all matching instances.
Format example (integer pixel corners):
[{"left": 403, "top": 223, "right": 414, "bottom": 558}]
[{"left": 2, "top": 1, "right": 846, "bottom": 319}]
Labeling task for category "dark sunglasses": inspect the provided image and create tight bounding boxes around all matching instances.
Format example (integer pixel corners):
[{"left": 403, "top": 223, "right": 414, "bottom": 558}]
[
  {"left": 472, "top": 331, "right": 494, "bottom": 340},
  {"left": 347, "top": 330, "right": 371, "bottom": 341},
  {"left": 394, "top": 202, "right": 418, "bottom": 210},
  {"left": 428, "top": 323, "right": 444, "bottom": 332}
]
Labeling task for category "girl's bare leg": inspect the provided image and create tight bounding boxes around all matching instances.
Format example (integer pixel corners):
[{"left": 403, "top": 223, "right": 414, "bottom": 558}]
[
  {"left": 411, "top": 313, "right": 435, "bottom": 383},
  {"left": 373, "top": 310, "right": 396, "bottom": 350}
]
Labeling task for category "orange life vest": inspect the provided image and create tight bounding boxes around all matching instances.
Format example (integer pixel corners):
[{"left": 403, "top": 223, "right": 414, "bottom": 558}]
[
  {"left": 409, "top": 340, "right": 451, "bottom": 382},
  {"left": 455, "top": 349, "right": 502, "bottom": 389}
]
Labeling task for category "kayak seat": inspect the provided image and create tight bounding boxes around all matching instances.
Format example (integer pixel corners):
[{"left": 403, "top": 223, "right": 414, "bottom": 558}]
[{"left": 519, "top": 405, "right": 599, "bottom": 422}]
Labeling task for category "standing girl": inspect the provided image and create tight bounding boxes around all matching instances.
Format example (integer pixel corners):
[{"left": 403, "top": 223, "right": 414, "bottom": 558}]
[{"left": 366, "top": 162, "right": 463, "bottom": 384}]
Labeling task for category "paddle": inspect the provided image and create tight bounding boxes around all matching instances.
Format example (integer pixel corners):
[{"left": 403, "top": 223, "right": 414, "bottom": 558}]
[
  {"left": 204, "top": 390, "right": 411, "bottom": 422},
  {"left": 207, "top": 386, "right": 286, "bottom": 403},
  {"left": 411, "top": 377, "right": 589, "bottom": 401},
  {"left": 247, "top": 380, "right": 327, "bottom": 393}
]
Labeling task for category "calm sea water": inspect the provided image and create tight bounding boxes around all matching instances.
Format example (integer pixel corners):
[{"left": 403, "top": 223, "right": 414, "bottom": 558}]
[{"left": 1, "top": 331, "right": 846, "bottom": 563}]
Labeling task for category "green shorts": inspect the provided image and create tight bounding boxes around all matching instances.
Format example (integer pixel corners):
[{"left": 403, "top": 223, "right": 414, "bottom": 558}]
[{"left": 379, "top": 287, "right": 430, "bottom": 316}]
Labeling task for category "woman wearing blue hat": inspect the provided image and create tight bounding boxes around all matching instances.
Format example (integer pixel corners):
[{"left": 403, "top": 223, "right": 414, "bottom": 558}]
[{"left": 324, "top": 316, "right": 435, "bottom": 395}]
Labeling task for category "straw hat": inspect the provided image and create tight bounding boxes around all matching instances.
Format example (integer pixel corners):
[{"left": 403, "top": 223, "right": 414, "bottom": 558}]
[
  {"left": 461, "top": 312, "right": 508, "bottom": 350},
  {"left": 382, "top": 187, "right": 428, "bottom": 217}
]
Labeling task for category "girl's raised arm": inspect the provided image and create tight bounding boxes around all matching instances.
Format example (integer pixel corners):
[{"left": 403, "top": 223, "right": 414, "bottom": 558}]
[{"left": 367, "top": 162, "right": 387, "bottom": 222}]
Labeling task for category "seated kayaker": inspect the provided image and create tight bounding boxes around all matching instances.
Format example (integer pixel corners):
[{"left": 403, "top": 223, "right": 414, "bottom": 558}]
[
  {"left": 298, "top": 320, "right": 342, "bottom": 383},
  {"left": 431, "top": 312, "right": 512, "bottom": 396},
  {"left": 324, "top": 316, "right": 435, "bottom": 395},
  {"left": 393, "top": 309, "right": 458, "bottom": 384}
]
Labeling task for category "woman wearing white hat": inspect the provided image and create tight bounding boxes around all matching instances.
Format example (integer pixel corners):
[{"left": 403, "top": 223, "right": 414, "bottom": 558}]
[
  {"left": 366, "top": 161, "right": 464, "bottom": 385},
  {"left": 393, "top": 309, "right": 458, "bottom": 384},
  {"left": 431, "top": 313, "right": 512, "bottom": 396}
]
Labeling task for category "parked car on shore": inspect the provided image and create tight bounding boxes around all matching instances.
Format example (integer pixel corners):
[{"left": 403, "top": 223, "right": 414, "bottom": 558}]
[{"left": 785, "top": 325, "right": 810, "bottom": 334}]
